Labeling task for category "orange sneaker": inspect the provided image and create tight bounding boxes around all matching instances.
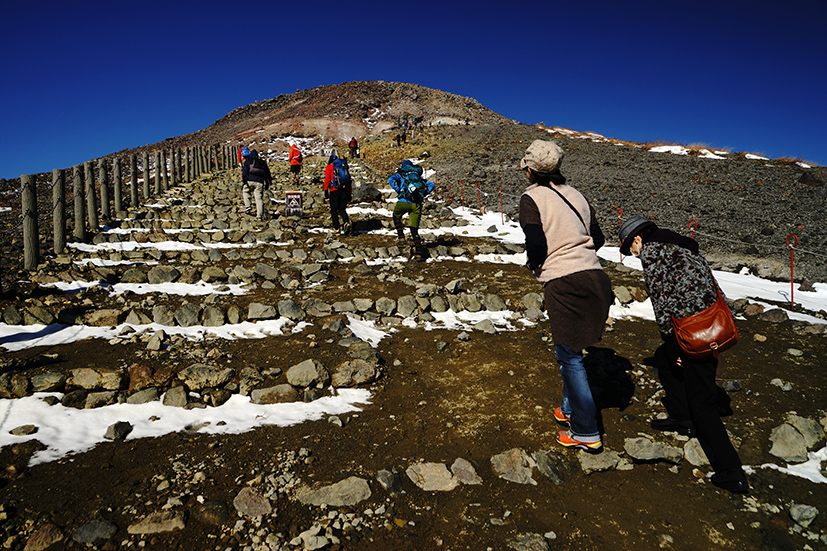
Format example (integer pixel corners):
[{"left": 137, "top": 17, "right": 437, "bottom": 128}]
[
  {"left": 553, "top": 407, "right": 570, "bottom": 426},
  {"left": 556, "top": 430, "right": 603, "bottom": 454}
]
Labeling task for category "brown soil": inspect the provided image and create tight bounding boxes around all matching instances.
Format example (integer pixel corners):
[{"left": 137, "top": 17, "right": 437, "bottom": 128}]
[{"left": 1, "top": 249, "right": 826, "bottom": 551}]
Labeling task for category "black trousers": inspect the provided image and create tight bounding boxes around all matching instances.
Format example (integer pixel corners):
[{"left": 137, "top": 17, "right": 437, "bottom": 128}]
[
  {"left": 654, "top": 336, "right": 742, "bottom": 473},
  {"left": 329, "top": 190, "right": 350, "bottom": 229}
]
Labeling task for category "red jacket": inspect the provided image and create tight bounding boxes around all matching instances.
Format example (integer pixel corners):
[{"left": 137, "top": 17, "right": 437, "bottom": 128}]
[{"left": 289, "top": 145, "right": 302, "bottom": 166}]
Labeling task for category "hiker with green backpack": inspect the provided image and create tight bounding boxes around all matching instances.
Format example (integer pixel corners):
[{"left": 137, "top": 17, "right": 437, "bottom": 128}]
[{"left": 388, "top": 159, "right": 436, "bottom": 261}]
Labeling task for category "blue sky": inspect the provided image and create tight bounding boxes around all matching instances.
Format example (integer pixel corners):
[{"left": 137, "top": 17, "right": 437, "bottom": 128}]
[{"left": 2, "top": 0, "right": 825, "bottom": 180}]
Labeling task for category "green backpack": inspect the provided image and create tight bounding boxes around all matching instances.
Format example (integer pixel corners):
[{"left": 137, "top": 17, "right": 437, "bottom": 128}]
[{"left": 398, "top": 163, "right": 428, "bottom": 202}]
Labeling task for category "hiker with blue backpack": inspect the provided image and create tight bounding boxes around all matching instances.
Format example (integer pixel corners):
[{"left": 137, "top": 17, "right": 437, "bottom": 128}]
[
  {"left": 324, "top": 153, "right": 352, "bottom": 235},
  {"left": 388, "top": 160, "right": 436, "bottom": 261}
]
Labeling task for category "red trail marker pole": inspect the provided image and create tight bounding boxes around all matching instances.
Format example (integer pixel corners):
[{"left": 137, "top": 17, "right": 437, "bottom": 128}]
[
  {"left": 499, "top": 186, "right": 504, "bottom": 225},
  {"left": 688, "top": 219, "right": 697, "bottom": 239},
  {"left": 617, "top": 208, "right": 624, "bottom": 262},
  {"left": 787, "top": 234, "right": 798, "bottom": 309}
]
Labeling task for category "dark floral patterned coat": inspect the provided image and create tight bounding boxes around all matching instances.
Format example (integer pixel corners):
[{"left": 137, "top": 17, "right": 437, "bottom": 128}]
[{"left": 639, "top": 229, "right": 722, "bottom": 336}]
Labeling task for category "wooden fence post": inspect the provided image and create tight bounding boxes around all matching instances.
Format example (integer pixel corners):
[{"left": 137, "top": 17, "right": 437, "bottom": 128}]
[
  {"left": 113, "top": 158, "right": 122, "bottom": 214},
  {"left": 73, "top": 165, "right": 86, "bottom": 240},
  {"left": 85, "top": 160, "right": 98, "bottom": 230},
  {"left": 193, "top": 146, "right": 199, "bottom": 177},
  {"left": 170, "top": 149, "right": 177, "bottom": 185},
  {"left": 161, "top": 150, "right": 168, "bottom": 190},
  {"left": 142, "top": 152, "right": 150, "bottom": 198},
  {"left": 154, "top": 151, "right": 161, "bottom": 196},
  {"left": 130, "top": 154, "right": 139, "bottom": 208},
  {"left": 21, "top": 174, "right": 39, "bottom": 270},
  {"left": 98, "top": 158, "right": 110, "bottom": 219},
  {"left": 52, "top": 169, "right": 66, "bottom": 254}
]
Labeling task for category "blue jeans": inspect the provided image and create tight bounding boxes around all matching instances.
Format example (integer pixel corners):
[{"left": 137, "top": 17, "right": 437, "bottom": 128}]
[{"left": 556, "top": 344, "right": 600, "bottom": 442}]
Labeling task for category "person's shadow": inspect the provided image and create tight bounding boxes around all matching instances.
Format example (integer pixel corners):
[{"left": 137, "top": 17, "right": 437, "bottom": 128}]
[{"left": 583, "top": 347, "right": 636, "bottom": 434}]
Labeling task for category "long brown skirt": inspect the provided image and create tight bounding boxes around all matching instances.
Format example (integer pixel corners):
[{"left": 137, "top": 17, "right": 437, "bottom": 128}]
[{"left": 543, "top": 269, "right": 613, "bottom": 352}]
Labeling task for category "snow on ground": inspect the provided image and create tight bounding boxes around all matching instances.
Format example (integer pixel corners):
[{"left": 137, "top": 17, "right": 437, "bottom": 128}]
[
  {"left": 0, "top": 389, "right": 371, "bottom": 466},
  {"left": 541, "top": 127, "right": 815, "bottom": 168},
  {"left": 4, "top": 199, "right": 826, "bottom": 352},
  {"left": 1, "top": 202, "right": 825, "bottom": 476}
]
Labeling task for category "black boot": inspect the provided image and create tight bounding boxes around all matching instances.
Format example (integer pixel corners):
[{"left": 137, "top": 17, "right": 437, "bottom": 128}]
[
  {"left": 711, "top": 467, "right": 749, "bottom": 494},
  {"left": 650, "top": 417, "right": 696, "bottom": 437}
]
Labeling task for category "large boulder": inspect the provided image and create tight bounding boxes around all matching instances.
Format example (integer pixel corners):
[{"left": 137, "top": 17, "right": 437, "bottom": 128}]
[
  {"left": 286, "top": 359, "right": 330, "bottom": 388},
  {"left": 68, "top": 368, "right": 124, "bottom": 391},
  {"left": 178, "top": 364, "right": 234, "bottom": 391},
  {"left": 250, "top": 384, "right": 299, "bottom": 404}
]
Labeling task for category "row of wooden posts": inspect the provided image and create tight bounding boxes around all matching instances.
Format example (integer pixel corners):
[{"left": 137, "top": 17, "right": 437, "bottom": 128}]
[{"left": 20, "top": 144, "right": 242, "bottom": 270}]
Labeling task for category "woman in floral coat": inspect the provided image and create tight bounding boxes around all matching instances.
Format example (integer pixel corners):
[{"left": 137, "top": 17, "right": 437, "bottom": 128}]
[{"left": 620, "top": 216, "right": 748, "bottom": 494}]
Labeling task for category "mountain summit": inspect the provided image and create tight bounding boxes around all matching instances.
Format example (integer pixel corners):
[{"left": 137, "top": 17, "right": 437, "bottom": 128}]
[{"left": 186, "top": 81, "right": 515, "bottom": 147}]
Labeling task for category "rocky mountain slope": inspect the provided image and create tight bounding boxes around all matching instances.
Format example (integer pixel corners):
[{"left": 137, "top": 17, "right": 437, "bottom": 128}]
[
  {"left": 0, "top": 82, "right": 825, "bottom": 551},
  {"left": 2, "top": 81, "right": 825, "bottom": 284}
]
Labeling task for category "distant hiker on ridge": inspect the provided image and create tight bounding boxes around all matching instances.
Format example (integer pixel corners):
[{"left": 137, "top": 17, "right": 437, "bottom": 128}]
[
  {"left": 518, "top": 139, "right": 613, "bottom": 454},
  {"left": 388, "top": 160, "right": 435, "bottom": 262},
  {"left": 324, "top": 152, "right": 353, "bottom": 235},
  {"left": 288, "top": 143, "right": 303, "bottom": 186}
]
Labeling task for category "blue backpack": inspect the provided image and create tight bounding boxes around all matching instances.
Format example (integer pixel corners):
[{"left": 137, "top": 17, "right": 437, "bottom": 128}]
[
  {"left": 331, "top": 158, "right": 352, "bottom": 191},
  {"left": 397, "top": 163, "right": 428, "bottom": 202}
]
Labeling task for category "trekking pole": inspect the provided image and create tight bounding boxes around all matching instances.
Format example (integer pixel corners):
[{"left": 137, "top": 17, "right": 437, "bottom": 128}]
[
  {"left": 617, "top": 208, "right": 624, "bottom": 262},
  {"left": 688, "top": 219, "right": 697, "bottom": 239},
  {"left": 499, "top": 186, "right": 504, "bottom": 225},
  {"left": 787, "top": 234, "right": 798, "bottom": 309}
]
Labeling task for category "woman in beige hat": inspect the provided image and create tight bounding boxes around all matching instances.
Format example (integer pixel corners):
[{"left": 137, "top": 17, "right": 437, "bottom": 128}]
[{"left": 519, "top": 139, "right": 613, "bottom": 453}]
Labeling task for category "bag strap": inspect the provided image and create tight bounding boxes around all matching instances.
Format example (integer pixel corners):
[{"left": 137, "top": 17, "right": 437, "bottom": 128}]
[{"left": 547, "top": 186, "right": 588, "bottom": 231}]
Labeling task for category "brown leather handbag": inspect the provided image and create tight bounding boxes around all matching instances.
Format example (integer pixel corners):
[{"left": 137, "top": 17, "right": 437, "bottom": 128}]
[{"left": 671, "top": 289, "right": 739, "bottom": 360}]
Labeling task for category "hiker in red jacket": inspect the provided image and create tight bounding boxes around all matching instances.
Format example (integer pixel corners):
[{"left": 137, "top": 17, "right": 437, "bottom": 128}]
[
  {"left": 288, "top": 144, "right": 303, "bottom": 185},
  {"left": 348, "top": 137, "right": 358, "bottom": 159},
  {"left": 324, "top": 153, "right": 352, "bottom": 235}
]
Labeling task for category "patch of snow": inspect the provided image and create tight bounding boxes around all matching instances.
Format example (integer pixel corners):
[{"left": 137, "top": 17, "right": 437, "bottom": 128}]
[
  {"left": 649, "top": 145, "right": 690, "bottom": 156},
  {"left": 0, "top": 389, "right": 371, "bottom": 466}
]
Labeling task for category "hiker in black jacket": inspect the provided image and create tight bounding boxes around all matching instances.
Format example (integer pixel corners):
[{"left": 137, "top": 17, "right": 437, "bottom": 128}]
[{"left": 241, "top": 148, "right": 272, "bottom": 220}]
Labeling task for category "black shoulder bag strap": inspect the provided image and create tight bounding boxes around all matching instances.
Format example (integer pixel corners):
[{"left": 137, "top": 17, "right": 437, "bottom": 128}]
[{"left": 547, "top": 186, "right": 588, "bottom": 232}]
